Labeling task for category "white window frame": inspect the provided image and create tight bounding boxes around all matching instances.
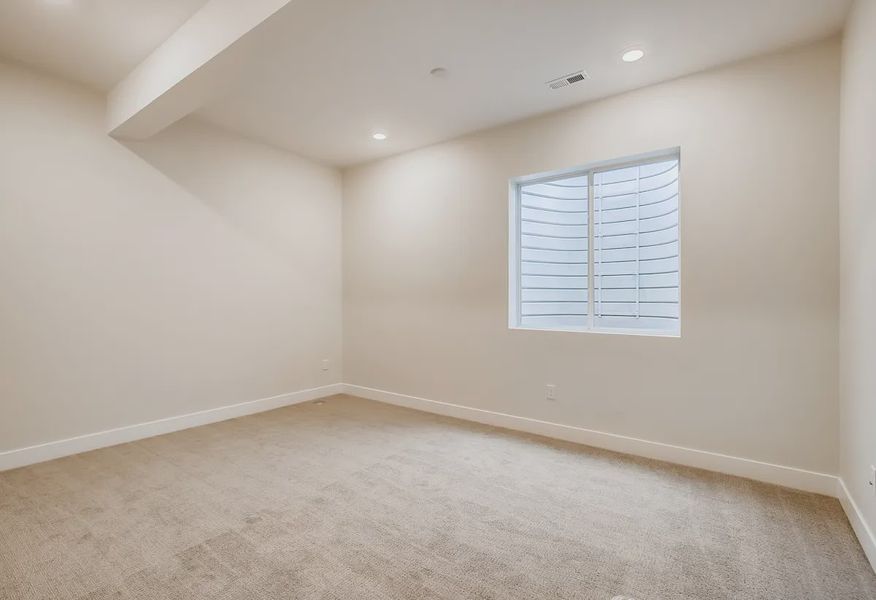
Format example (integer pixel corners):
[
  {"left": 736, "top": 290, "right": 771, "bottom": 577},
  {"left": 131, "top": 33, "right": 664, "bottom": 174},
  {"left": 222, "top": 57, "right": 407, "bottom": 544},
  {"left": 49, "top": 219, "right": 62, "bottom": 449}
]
[{"left": 508, "top": 147, "right": 681, "bottom": 337}]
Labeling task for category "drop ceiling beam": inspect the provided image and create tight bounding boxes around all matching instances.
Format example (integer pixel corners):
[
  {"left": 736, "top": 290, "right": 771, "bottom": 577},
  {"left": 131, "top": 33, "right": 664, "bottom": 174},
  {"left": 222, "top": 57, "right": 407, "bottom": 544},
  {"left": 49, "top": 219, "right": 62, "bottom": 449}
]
[{"left": 106, "top": 0, "right": 293, "bottom": 139}]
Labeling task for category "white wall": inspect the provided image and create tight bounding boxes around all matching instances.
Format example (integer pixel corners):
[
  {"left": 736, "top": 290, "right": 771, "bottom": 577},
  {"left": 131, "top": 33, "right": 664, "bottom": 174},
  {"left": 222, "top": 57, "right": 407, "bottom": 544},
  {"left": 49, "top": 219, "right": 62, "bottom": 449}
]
[
  {"left": 343, "top": 39, "right": 841, "bottom": 475},
  {"left": 839, "top": 0, "right": 876, "bottom": 562},
  {"left": 0, "top": 60, "right": 342, "bottom": 453},
  {"left": 0, "top": 35, "right": 850, "bottom": 486}
]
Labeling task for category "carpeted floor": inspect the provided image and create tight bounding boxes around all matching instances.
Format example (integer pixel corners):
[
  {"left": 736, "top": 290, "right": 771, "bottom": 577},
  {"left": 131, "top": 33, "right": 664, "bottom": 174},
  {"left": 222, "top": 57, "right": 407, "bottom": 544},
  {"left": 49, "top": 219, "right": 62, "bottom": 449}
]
[{"left": 1, "top": 395, "right": 874, "bottom": 600}]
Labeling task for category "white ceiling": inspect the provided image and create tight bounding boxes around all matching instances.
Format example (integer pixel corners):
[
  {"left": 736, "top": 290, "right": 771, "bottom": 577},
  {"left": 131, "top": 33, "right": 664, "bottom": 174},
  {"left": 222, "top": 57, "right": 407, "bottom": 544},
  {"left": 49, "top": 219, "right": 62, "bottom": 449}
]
[
  {"left": 0, "top": 0, "right": 851, "bottom": 165},
  {"left": 196, "top": 0, "right": 851, "bottom": 166},
  {"left": 0, "top": 0, "right": 206, "bottom": 89}
]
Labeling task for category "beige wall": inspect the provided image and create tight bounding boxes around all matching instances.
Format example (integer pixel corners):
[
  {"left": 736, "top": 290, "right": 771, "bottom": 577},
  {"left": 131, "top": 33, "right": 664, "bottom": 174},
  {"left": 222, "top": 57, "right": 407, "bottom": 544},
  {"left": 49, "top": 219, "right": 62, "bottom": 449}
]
[
  {"left": 343, "top": 39, "right": 841, "bottom": 474},
  {"left": 839, "top": 0, "right": 876, "bottom": 548},
  {"left": 0, "top": 60, "right": 342, "bottom": 452},
  {"left": 0, "top": 37, "right": 848, "bottom": 480}
]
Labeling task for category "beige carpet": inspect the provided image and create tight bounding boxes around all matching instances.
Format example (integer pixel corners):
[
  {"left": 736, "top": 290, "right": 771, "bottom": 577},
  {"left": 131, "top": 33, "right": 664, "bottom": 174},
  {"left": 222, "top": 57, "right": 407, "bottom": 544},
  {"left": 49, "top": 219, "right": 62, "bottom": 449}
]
[{"left": 1, "top": 395, "right": 874, "bottom": 600}]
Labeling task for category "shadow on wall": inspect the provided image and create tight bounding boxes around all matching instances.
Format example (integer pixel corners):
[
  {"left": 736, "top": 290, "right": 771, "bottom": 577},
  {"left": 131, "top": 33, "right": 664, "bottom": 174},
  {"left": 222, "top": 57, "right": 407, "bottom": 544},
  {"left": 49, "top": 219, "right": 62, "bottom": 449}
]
[
  {"left": 0, "top": 60, "right": 344, "bottom": 454},
  {"left": 118, "top": 117, "right": 342, "bottom": 266}
]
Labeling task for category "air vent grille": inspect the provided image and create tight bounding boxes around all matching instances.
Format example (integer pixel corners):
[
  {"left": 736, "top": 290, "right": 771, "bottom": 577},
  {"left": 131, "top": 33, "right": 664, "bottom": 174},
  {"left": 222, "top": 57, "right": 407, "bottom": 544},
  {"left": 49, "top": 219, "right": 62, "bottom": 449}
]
[{"left": 546, "top": 70, "right": 590, "bottom": 90}]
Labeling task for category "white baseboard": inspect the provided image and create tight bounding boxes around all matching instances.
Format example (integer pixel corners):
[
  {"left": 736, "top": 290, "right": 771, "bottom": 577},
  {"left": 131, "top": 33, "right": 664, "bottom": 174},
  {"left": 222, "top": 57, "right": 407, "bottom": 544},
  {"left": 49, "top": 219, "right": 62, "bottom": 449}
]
[
  {"left": 0, "top": 383, "right": 343, "bottom": 472},
  {"left": 343, "top": 384, "right": 838, "bottom": 497},
  {"left": 838, "top": 478, "right": 876, "bottom": 572}
]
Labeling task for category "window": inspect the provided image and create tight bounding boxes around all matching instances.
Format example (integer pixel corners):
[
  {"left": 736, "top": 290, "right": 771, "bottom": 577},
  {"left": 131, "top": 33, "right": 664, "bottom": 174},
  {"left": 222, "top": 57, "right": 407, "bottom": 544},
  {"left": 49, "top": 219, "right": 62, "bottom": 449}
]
[{"left": 509, "top": 150, "right": 680, "bottom": 336}]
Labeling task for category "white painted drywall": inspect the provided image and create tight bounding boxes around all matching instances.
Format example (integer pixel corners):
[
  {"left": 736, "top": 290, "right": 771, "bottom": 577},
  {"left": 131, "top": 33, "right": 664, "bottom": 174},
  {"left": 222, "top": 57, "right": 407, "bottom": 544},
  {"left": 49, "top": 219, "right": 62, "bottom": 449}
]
[
  {"left": 342, "top": 39, "right": 841, "bottom": 475},
  {"left": 107, "top": 0, "right": 295, "bottom": 138},
  {"left": 0, "top": 60, "right": 342, "bottom": 453},
  {"left": 839, "top": 0, "right": 876, "bottom": 556}
]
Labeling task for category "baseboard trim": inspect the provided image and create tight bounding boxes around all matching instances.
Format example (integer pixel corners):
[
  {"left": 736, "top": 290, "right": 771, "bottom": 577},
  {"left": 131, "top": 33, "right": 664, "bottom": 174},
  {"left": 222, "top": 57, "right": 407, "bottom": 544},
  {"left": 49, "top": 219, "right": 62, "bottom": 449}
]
[
  {"left": 838, "top": 478, "right": 876, "bottom": 572},
  {"left": 343, "top": 383, "right": 838, "bottom": 497},
  {"left": 0, "top": 383, "right": 343, "bottom": 472}
]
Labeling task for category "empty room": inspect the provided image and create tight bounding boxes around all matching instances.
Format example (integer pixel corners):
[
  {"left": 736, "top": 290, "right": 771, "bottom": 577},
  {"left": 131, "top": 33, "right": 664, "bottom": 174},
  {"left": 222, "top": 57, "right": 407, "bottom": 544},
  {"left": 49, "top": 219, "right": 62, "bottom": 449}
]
[{"left": 1, "top": 0, "right": 875, "bottom": 598}]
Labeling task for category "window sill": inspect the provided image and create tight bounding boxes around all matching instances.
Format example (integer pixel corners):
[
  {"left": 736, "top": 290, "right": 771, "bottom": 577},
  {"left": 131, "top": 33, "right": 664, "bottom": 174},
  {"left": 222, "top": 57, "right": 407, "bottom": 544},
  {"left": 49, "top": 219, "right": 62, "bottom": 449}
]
[{"left": 509, "top": 325, "right": 681, "bottom": 338}]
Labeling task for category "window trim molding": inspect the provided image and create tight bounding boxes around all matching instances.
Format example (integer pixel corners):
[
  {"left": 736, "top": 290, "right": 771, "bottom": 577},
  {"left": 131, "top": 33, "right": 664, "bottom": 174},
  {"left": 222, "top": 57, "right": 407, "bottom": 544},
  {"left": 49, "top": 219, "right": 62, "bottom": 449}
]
[{"left": 508, "top": 147, "right": 681, "bottom": 337}]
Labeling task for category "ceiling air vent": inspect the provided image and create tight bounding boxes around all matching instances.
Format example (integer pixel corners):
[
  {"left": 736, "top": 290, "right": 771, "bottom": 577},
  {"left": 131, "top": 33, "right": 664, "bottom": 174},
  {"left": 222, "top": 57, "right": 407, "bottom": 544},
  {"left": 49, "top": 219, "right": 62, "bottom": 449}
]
[{"left": 547, "top": 70, "right": 590, "bottom": 90}]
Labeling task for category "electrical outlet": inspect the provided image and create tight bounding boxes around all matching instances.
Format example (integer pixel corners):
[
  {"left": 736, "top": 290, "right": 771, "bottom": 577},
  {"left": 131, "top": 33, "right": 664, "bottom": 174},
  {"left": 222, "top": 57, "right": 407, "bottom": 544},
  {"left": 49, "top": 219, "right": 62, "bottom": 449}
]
[
  {"left": 545, "top": 384, "right": 556, "bottom": 401},
  {"left": 321, "top": 359, "right": 329, "bottom": 371},
  {"left": 869, "top": 465, "right": 875, "bottom": 498}
]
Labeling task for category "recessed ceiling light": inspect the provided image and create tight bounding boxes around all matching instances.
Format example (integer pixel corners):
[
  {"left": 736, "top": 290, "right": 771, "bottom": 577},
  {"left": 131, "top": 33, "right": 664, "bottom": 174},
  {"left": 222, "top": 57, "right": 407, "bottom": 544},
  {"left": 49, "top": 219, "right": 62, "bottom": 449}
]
[
  {"left": 622, "top": 49, "right": 645, "bottom": 63},
  {"left": 372, "top": 132, "right": 387, "bottom": 141}
]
